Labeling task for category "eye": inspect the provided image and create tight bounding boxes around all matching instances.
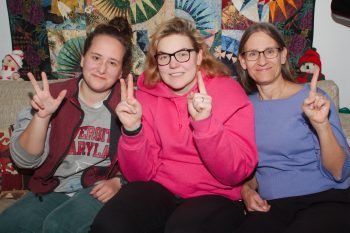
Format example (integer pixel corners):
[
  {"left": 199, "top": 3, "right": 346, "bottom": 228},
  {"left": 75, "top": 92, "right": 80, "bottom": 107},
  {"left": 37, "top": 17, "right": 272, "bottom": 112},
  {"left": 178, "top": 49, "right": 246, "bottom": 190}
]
[
  {"left": 157, "top": 54, "right": 169, "bottom": 61},
  {"left": 247, "top": 50, "right": 258, "bottom": 58},
  {"left": 177, "top": 51, "right": 188, "bottom": 57},
  {"left": 109, "top": 61, "right": 117, "bottom": 67},
  {"left": 91, "top": 55, "right": 99, "bottom": 61},
  {"left": 265, "top": 48, "right": 275, "bottom": 55}
]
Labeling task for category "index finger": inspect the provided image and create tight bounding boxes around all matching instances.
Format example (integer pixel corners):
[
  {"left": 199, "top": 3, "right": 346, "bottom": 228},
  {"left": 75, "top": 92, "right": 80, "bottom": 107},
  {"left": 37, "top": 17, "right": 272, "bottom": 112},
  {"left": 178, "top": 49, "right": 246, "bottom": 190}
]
[
  {"left": 27, "top": 72, "right": 41, "bottom": 93},
  {"left": 127, "top": 74, "right": 135, "bottom": 99},
  {"left": 309, "top": 66, "right": 320, "bottom": 97},
  {"left": 120, "top": 78, "right": 127, "bottom": 101},
  {"left": 197, "top": 71, "right": 207, "bottom": 95}
]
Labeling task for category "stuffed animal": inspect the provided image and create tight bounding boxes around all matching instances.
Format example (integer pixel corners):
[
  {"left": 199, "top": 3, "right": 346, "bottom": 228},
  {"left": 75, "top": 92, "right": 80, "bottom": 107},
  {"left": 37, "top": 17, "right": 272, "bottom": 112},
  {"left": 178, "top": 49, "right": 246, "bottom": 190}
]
[
  {"left": 0, "top": 49, "right": 24, "bottom": 81},
  {"left": 295, "top": 48, "right": 325, "bottom": 83}
]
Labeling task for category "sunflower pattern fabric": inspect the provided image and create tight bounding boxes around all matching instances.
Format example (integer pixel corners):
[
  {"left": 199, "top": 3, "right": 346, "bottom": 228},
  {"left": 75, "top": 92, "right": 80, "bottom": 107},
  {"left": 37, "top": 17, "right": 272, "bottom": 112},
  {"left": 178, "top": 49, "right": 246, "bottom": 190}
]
[{"left": 6, "top": 0, "right": 315, "bottom": 80}]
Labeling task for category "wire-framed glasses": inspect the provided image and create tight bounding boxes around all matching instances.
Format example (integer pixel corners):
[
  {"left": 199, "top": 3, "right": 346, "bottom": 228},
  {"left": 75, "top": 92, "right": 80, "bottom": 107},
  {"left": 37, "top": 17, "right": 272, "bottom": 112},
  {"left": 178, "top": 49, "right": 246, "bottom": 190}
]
[
  {"left": 241, "top": 47, "right": 281, "bottom": 61},
  {"left": 155, "top": 49, "right": 196, "bottom": 66}
]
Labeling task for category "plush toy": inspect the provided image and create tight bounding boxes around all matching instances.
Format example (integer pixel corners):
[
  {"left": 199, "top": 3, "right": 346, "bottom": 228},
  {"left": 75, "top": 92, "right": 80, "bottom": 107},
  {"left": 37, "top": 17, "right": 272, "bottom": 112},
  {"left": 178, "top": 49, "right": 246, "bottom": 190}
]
[
  {"left": 295, "top": 48, "right": 325, "bottom": 83},
  {"left": 0, "top": 49, "right": 24, "bottom": 81}
]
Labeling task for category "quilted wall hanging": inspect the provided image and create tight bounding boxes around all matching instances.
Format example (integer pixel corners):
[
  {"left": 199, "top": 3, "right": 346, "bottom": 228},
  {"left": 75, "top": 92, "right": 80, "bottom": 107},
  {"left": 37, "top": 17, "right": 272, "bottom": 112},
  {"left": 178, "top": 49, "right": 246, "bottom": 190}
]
[{"left": 6, "top": 0, "right": 315, "bottom": 80}]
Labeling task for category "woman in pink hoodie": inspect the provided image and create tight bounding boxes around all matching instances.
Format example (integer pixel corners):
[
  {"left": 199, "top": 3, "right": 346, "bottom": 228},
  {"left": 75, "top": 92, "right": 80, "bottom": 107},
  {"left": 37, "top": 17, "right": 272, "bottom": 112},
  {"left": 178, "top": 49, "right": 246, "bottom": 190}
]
[{"left": 91, "top": 17, "right": 258, "bottom": 233}]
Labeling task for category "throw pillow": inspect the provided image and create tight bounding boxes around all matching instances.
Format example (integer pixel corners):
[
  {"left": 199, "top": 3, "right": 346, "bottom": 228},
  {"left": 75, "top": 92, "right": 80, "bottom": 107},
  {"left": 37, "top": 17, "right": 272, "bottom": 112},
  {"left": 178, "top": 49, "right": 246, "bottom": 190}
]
[{"left": 0, "top": 125, "right": 31, "bottom": 191}]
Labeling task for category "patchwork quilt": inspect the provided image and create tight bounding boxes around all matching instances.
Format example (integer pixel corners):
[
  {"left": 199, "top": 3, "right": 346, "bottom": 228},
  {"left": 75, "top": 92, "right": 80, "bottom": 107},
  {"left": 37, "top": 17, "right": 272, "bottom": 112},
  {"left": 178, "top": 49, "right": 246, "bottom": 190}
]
[{"left": 6, "top": 0, "right": 315, "bottom": 79}]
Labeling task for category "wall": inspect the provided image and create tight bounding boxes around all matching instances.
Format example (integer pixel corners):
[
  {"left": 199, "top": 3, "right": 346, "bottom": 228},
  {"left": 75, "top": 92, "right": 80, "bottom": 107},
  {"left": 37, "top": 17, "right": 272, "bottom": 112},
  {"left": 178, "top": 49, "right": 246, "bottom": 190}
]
[
  {"left": 0, "top": 1, "right": 349, "bottom": 107},
  {"left": 313, "top": 1, "right": 350, "bottom": 108},
  {"left": 0, "top": 1, "right": 12, "bottom": 60}
]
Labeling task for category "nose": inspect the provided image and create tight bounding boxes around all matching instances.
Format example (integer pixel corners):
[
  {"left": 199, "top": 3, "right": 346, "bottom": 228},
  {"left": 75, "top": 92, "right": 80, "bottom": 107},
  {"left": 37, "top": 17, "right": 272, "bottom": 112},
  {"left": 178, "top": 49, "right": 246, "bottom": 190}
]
[
  {"left": 257, "top": 52, "right": 267, "bottom": 65},
  {"left": 97, "top": 61, "right": 107, "bottom": 74},
  {"left": 168, "top": 55, "right": 179, "bottom": 68}
]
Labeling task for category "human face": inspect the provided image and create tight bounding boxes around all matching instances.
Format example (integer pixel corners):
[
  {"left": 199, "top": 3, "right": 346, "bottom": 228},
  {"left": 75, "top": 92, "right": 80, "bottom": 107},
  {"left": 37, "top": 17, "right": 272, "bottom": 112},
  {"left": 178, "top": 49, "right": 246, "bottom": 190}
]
[
  {"left": 238, "top": 31, "right": 287, "bottom": 87},
  {"left": 80, "top": 35, "right": 124, "bottom": 95},
  {"left": 156, "top": 34, "right": 202, "bottom": 96}
]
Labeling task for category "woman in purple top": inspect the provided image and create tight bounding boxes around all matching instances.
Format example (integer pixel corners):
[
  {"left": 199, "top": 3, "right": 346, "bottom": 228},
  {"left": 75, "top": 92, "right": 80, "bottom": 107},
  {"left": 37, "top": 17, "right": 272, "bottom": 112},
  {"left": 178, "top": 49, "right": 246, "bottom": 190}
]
[{"left": 235, "top": 22, "right": 350, "bottom": 233}]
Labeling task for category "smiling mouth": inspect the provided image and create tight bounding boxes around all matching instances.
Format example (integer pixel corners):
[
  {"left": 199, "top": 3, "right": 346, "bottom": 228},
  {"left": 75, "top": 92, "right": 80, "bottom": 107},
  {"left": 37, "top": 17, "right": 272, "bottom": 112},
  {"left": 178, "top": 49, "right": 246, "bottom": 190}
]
[
  {"left": 257, "top": 67, "right": 271, "bottom": 72},
  {"left": 169, "top": 72, "right": 184, "bottom": 77}
]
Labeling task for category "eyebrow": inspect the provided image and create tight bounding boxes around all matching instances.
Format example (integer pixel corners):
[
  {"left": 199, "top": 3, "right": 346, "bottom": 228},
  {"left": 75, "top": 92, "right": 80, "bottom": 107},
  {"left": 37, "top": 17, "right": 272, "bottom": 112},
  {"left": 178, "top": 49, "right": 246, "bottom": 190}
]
[
  {"left": 156, "top": 48, "right": 191, "bottom": 54},
  {"left": 90, "top": 52, "right": 121, "bottom": 63}
]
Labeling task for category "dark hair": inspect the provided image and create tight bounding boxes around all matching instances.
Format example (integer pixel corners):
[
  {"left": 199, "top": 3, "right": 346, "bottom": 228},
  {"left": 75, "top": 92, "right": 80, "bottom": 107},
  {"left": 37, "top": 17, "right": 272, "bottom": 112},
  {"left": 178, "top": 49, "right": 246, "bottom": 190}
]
[
  {"left": 236, "top": 22, "right": 295, "bottom": 94},
  {"left": 144, "top": 17, "right": 231, "bottom": 87},
  {"left": 83, "top": 17, "right": 132, "bottom": 79}
]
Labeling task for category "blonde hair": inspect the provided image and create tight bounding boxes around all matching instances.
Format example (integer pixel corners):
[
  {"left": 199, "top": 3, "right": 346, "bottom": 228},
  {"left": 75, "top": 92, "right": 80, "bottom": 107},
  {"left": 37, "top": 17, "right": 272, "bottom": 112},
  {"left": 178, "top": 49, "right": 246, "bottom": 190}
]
[{"left": 144, "top": 17, "right": 231, "bottom": 87}]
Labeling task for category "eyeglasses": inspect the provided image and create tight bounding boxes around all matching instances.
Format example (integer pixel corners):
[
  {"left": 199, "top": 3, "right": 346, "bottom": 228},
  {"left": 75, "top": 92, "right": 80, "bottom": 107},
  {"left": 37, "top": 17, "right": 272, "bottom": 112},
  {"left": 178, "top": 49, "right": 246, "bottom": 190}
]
[
  {"left": 241, "top": 47, "right": 281, "bottom": 61},
  {"left": 155, "top": 49, "right": 196, "bottom": 66}
]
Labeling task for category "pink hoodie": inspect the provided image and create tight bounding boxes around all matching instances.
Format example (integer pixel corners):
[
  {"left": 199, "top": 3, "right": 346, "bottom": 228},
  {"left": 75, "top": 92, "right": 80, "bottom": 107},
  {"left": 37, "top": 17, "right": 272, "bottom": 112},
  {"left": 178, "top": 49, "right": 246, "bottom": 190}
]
[{"left": 118, "top": 73, "right": 258, "bottom": 200}]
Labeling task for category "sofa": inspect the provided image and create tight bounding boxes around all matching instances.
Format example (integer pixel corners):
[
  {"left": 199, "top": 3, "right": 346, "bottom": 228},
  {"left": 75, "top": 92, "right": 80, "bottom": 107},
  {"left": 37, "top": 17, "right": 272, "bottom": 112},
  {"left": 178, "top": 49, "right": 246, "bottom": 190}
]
[{"left": 0, "top": 79, "right": 349, "bottom": 213}]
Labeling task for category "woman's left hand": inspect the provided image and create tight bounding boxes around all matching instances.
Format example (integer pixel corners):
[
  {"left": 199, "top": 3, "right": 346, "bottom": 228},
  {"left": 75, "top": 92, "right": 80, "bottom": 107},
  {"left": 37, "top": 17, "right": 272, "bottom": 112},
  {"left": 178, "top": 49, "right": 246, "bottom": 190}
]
[
  {"left": 188, "top": 71, "right": 212, "bottom": 121},
  {"left": 90, "top": 177, "right": 121, "bottom": 203},
  {"left": 302, "top": 67, "right": 330, "bottom": 129}
]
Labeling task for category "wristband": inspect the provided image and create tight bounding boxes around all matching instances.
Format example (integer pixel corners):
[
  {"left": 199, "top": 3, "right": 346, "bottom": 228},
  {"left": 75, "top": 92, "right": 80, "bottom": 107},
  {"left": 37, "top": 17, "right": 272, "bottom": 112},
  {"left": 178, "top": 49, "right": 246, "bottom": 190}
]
[{"left": 122, "top": 124, "right": 142, "bottom": 136}]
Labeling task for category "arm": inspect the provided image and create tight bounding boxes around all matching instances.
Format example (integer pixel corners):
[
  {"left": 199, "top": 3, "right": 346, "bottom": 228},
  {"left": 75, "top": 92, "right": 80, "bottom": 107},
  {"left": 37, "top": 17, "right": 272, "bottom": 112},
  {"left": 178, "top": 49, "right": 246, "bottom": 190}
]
[
  {"left": 19, "top": 72, "right": 66, "bottom": 156},
  {"left": 303, "top": 68, "right": 348, "bottom": 180},
  {"left": 116, "top": 75, "right": 155, "bottom": 181},
  {"left": 10, "top": 106, "right": 50, "bottom": 168},
  {"left": 190, "top": 78, "right": 258, "bottom": 185}
]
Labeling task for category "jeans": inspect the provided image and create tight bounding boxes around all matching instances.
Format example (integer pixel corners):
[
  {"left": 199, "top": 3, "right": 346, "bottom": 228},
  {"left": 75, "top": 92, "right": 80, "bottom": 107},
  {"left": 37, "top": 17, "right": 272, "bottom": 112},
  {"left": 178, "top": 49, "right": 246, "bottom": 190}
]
[{"left": 0, "top": 187, "right": 103, "bottom": 233}]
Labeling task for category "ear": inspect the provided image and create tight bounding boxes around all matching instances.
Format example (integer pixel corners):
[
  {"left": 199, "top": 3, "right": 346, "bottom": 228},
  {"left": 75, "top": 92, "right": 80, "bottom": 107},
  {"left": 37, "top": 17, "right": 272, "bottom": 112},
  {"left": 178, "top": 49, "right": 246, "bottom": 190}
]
[
  {"left": 80, "top": 56, "right": 84, "bottom": 67},
  {"left": 238, "top": 54, "right": 247, "bottom": 70},
  {"left": 196, "top": 49, "right": 203, "bottom": 66},
  {"left": 281, "top": 47, "right": 288, "bottom": 64}
]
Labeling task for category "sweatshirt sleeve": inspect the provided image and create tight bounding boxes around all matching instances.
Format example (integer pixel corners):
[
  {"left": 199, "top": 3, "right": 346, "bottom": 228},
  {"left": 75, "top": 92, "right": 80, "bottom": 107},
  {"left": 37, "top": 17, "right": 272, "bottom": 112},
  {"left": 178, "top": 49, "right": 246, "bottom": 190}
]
[
  {"left": 10, "top": 106, "right": 49, "bottom": 169},
  {"left": 118, "top": 108, "right": 161, "bottom": 181},
  {"left": 190, "top": 79, "right": 258, "bottom": 186}
]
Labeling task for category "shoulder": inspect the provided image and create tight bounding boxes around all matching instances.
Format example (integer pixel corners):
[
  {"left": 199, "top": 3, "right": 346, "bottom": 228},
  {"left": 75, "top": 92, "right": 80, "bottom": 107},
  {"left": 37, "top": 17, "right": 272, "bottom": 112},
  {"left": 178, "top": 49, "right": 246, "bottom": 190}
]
[
  {"left": 206, "top": 76, "right": 249, "bottom": 102},
  {"left": 49, "top": 78, "right": 79, "bottom": 97}
]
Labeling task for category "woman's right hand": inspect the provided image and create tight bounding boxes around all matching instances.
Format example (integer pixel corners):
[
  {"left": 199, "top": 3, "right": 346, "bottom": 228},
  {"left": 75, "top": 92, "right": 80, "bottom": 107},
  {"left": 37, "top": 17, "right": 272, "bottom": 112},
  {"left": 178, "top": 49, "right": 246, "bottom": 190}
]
[
  {"left": 241, "top": 184, "right": 271, "bottom": 212},
  {"left": 116, "top": 74, "right": 142, "bottom": 131},
  {"left": 28, "top": 72, "right": 67, "bottom": 119}
]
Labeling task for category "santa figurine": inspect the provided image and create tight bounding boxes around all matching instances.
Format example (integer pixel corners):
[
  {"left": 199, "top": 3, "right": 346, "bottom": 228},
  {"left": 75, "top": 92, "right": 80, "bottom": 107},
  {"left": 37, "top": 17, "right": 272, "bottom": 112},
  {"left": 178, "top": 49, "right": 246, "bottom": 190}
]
[
  {"left": 295, "top": 48, "right": 325, "bottom": 84},
  {"left": 0, "top": 49, "right": 24, "bottom": 81}
]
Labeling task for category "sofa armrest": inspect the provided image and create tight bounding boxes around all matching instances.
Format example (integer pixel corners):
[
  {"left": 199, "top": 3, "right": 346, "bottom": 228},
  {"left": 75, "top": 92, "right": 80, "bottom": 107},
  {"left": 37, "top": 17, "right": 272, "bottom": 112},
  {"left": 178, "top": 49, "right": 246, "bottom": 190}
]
[{"left": 317, "top": 80, "right": 339, "bottom": 110}]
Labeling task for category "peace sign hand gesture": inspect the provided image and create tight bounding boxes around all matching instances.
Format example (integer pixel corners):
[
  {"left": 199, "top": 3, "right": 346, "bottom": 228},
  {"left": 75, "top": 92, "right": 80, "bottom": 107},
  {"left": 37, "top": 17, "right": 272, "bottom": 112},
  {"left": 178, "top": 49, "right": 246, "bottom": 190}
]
[
  {"left": 28, "top": 72, "right": 67, "bottom": 119},
  {"left": 188, "top": 72, "right": 212, "bottom": 121},
  {"left": 302, "top": 67, "right": 330, "bottom": 128},
  {"left": 115, "top": 74, "right": 142, "bottom": 131}
]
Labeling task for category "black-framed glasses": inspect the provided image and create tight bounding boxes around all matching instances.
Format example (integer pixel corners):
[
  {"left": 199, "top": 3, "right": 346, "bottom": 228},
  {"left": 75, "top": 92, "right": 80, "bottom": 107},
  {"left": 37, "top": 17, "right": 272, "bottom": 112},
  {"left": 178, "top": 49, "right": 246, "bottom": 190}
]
[
  {"left": 241, "top": 47, "right": 281, "bottom": 61},
  {"left": 155, "top": 49, "right": 196, "bottom": 66}
]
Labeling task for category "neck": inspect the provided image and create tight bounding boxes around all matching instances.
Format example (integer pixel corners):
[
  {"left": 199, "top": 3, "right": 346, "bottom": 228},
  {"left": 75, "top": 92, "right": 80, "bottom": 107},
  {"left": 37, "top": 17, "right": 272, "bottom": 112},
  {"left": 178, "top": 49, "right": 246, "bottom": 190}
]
[
  {"left": 257, "top": 79, "right": 290, "bottom": 100},
  {"left": 79, "top": 80, "right": 110, "bottom": 106}
]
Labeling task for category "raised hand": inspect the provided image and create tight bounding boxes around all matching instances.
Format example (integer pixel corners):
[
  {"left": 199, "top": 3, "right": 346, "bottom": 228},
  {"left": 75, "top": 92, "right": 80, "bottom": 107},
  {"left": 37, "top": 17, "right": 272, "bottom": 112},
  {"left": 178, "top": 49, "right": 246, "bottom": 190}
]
[
  {"left": 188, "top": 71, "right": 212, "bottom": 121},
  {"left": 302, "top": 67, "right": 330, "bottom": 128},
  {"left": 115, "top": 74, "right": 142, "bottom": 131},
  {"left": 28, "top": 72, "right": 67, "bottom": 119}
]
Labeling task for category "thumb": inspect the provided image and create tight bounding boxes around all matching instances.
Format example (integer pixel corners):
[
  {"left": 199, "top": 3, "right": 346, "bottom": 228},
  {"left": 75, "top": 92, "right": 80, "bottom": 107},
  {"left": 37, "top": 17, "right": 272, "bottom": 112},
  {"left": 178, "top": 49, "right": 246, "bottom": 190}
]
[{"left": 55, "top": 89, "right": 67, "bottom": 105}]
